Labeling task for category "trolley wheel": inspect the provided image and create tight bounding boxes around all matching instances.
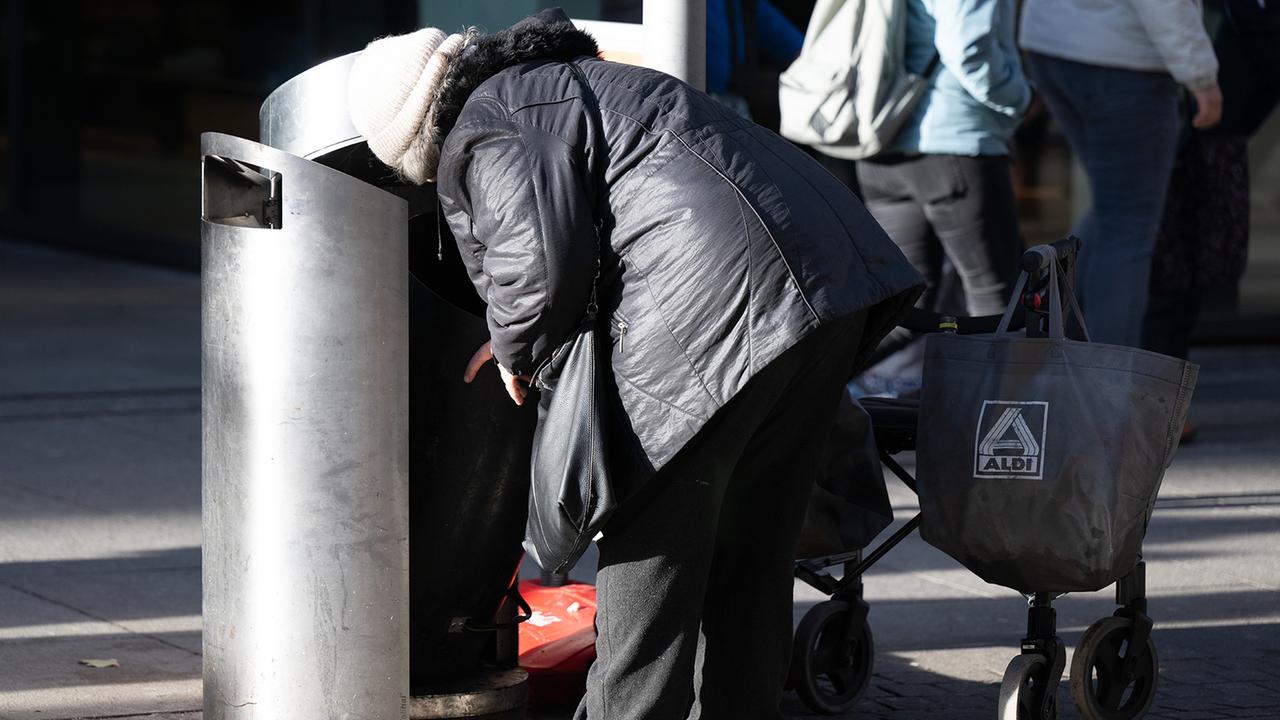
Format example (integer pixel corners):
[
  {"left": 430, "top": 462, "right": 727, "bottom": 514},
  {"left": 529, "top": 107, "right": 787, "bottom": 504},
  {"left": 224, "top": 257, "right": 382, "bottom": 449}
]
[
  {"left": 999, "top": 653, "right": 1058, "bottom": 720},
  {"left": 791, "top": 600, "right": 875, "bottom": 715},
  {"left": 1070, "top": 616, "right": 1159, "bottom": 720}
]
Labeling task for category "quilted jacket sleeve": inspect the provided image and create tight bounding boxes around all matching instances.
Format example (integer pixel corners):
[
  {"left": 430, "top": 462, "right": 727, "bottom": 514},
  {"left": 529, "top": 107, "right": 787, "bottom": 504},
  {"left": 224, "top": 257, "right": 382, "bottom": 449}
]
[{"left": 437, "top": 98, "right": 598, "bottom": 376}]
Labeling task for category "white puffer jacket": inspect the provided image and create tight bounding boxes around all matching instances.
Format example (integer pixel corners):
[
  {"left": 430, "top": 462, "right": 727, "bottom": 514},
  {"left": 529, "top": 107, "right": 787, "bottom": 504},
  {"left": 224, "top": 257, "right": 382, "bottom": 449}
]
[{"left": 1019, "top": 0, "right": 1218, "bottom": 91}]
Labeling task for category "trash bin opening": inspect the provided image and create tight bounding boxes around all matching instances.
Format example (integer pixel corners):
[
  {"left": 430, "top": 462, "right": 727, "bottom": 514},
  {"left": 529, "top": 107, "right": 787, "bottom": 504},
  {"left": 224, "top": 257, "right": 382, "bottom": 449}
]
[
  {"left": 408, "top": 210, "right": 487, "bottom": 320},
  {"left": 202, "top": 155, "right": 283, "bottom": 230}
]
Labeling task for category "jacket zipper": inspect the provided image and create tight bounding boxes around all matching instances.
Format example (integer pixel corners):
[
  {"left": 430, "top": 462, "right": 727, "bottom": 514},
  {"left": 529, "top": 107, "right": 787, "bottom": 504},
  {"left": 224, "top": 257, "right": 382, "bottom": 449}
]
[{"left": 614, "top": 319, "right": 629, "bottom": 354}]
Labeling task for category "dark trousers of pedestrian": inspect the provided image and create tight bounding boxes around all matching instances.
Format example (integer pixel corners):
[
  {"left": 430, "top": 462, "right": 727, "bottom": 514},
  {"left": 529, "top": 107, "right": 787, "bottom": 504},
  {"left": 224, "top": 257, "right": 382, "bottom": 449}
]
[
  {"left": 574, "top": 312, "right": 868, "bottom": 720},
  {"left": 852, "top": 154, "right": 1020, "bottom": 391},
  {"left": 855, "top": 154, "right": 1021, "bottom": 317},
  {"left": 1024, "top": 52, "right": 1182, "bottom": 347},
  {"left": 1144, "top": 0, "right": 1278, "bottom": 359}
]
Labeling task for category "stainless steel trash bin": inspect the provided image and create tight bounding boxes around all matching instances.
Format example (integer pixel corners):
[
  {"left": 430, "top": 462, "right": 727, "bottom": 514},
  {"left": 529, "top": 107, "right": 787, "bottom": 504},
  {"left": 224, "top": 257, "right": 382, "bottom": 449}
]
[
  {"left": 201, "top": 129, "right": 410, "bottom": 719},
  {"left": 203, "top": 50, "right": 532, "bottom": 720}
]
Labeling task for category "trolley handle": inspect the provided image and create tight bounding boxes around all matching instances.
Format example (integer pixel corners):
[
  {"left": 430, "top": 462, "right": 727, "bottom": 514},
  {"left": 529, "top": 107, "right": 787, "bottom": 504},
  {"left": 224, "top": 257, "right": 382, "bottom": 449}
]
[
  {"left": 891, "top": 236, "right": 1082, "bottom": 341},
  {"left": 897, "top": 307, "right": 1015, "bottom": 335},
  {"left": 1021, "top": 236, "right": 1081, "bottom": 273}
]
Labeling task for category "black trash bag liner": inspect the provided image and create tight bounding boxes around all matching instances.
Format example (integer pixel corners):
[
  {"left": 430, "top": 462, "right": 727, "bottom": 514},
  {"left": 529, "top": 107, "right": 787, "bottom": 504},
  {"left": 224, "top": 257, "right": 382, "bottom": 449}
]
[{"left": 408, "top": 272, "right": 536, "bottom": 686}]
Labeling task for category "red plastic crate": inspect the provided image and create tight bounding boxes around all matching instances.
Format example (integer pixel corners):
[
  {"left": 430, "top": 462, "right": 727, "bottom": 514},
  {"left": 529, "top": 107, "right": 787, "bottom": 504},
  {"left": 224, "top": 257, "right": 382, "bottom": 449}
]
[{"left": 518, "top": 579, "right": 598, "bottom": 706}]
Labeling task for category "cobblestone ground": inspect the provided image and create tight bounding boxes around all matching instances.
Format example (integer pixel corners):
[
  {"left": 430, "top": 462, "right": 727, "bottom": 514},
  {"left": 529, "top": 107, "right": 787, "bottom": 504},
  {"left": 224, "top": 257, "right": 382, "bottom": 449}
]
[{"left": 780, "top": 645, "right": 1280, "bottom": 719}]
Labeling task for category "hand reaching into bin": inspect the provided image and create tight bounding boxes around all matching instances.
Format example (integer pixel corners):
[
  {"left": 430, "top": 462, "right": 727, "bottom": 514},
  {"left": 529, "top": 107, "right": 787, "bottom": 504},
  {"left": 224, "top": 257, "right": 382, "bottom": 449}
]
[{"left": 464, "top": 340, "right": 532, "bottom": 406}]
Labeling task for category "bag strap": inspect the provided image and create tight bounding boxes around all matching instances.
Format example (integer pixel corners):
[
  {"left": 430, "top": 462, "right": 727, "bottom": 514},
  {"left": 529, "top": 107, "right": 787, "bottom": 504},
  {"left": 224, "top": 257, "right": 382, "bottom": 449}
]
[
  {"left": 995, "top": 271, "right": 1028, "bottom": 336},
  {"left": 921, "top": 50, "right": 941, "bottom": 79},
  {"left": 1045, "top": 250, "right": 1091, "bottom": 341},
  {"left": 456, "top": 581, "right": 533, "bottom": 632},
  {"left": 1058, "top": 261, "right": 1091, "bottom": 341},
  {"left": 1046, "top": 253, "right": 1065, "bottom": 339},
  {"left": 566, "top": 60, "right": 611, "bottom": 315},
  {"left": 996, "top": 246, "right": 1091, "bottom": 341}
]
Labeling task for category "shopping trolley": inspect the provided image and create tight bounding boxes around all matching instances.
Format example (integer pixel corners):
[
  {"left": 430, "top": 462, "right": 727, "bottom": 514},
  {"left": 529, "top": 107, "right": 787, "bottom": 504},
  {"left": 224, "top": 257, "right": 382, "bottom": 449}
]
[{"left": 790, "top": 237, "right": 1160, "bottom": 720}]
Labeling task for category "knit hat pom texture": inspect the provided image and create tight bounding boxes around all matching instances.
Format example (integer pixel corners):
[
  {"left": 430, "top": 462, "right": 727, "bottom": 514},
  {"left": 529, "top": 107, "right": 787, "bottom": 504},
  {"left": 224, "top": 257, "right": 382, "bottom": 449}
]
[{"left": 348, "top": 27, "right": 465, "bottom": 184}]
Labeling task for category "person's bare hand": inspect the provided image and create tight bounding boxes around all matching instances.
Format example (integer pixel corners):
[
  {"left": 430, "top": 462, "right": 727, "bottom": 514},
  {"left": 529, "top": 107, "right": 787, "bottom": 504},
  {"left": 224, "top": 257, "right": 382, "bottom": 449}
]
[
  {"left": 463, "top": 340, "right": 532, "bottom": 406},
  {"left": 1191, "top": 84, "right": 1223, "bottom": 129}
]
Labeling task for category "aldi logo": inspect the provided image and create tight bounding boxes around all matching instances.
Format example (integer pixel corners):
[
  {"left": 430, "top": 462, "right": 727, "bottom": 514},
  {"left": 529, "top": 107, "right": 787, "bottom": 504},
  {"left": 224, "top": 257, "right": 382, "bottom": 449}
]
[{"left": 974, "top": 401, "right": 1048, "bottom": 479}]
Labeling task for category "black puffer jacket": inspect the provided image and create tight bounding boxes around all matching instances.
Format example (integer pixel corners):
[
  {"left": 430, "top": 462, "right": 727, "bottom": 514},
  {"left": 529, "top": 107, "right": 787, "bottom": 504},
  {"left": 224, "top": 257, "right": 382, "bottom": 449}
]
[{"left": 435, "top": 10, "right": 923, "bottom": 475}]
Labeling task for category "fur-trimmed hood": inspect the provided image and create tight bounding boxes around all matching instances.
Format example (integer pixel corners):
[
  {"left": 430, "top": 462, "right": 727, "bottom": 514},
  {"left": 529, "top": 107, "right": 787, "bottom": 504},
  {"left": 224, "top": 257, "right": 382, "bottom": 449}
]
[{"left": 429, "top": 8, "right": 600, "bottom": 149}]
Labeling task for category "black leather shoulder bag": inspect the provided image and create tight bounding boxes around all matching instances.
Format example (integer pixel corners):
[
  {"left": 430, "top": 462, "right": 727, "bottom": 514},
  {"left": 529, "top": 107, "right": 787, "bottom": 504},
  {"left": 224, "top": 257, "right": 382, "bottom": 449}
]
[{"left": 523, "top": 60, "right": 617, "bottom": 574}]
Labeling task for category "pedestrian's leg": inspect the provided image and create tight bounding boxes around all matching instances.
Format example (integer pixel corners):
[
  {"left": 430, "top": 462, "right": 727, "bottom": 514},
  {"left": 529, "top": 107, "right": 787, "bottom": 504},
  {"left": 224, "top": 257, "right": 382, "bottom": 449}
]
[
  {"left": 856, "top": 160, "right": 937, "bottom": 394},
  {"left": 574, "top": 446, "right": 730, "bottom": 720},
  {"left": 1030, "top": 57, "right": 1182, "bottom": 346},
  {"left": 575, "top": 383, "right": 776, "bottom": 720},
  {"left": 1024, "top": 53, "right": 1090, "bottom": 155},
  {"left": 919, "top": 154, "right": 1022, "bottom": 316},
  {"left": 1023, "top": 53, "right": 1100, "bottom": 318},
  {"left": 693, "top": 317, "right": 867, "bottom": 720},
  {"left": 857, "top": 159, "right": 943, "bottom": 305}
]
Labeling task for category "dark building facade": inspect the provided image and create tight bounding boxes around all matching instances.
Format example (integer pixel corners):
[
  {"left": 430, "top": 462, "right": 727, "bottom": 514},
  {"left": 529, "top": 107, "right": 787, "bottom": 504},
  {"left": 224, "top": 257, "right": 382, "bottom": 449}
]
[{"left": 1, "top": 0, "right": 419, "bottom": 267}]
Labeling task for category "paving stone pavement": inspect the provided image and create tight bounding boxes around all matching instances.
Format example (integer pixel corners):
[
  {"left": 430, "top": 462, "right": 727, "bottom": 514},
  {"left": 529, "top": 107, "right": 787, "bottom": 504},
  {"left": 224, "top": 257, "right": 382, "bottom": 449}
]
[{"left": 1, "top": 238, "right": 1277, "bottom": 720}]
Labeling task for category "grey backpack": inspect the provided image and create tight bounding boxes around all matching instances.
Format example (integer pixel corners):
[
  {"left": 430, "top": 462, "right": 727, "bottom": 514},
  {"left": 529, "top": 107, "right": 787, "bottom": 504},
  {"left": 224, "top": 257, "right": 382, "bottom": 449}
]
[{"left": 779, "top": 0, "right": 938, "bottom": 159}]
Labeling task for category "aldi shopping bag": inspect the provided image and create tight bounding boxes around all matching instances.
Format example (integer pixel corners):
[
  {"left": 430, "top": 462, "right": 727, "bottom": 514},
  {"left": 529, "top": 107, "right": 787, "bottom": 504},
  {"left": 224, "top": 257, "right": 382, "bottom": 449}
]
[{"left": 915, "top": 254, "right": 1197, "bottom": 593}]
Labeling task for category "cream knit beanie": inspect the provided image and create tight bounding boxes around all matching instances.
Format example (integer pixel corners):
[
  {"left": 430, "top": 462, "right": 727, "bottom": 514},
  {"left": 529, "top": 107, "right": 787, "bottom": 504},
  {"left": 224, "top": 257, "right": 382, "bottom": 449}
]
[{"left": 348, "top": 28, "right": 469, "bottom": 184}]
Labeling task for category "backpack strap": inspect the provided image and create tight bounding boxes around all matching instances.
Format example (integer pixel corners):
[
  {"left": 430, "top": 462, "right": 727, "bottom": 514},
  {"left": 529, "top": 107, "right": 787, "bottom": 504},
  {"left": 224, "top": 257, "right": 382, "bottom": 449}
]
[{"left": 921, "top": 49, "right": 941, "bottom": 78}]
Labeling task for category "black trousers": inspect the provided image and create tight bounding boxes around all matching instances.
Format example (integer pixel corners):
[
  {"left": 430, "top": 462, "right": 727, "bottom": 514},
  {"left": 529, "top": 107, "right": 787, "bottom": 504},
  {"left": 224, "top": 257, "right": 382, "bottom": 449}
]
[
  {"left": 856, "top": 154, "right": 1021, "bottom": 318},
  {"left": 575, "top": 313, "right": 868, "bottom": 720}
]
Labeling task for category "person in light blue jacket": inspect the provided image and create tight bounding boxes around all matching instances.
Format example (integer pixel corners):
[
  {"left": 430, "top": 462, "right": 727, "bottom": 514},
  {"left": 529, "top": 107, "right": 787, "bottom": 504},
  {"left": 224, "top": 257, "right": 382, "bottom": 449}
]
[
  {"left": 891, "top": 0, "right": 1030, "bottom": 157},
  {"left": 853, "top": 0, "right": 1029, "bottom": 396},
  {"left": 858, "top": 0, "right": 1030, "bottom": 327}
]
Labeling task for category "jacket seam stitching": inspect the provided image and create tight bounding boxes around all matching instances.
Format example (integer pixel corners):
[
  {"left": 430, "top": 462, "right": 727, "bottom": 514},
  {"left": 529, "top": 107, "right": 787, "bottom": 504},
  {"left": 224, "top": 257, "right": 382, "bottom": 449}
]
[
  {"left": 612, "top": 132, "right": 724, "bottom": 218},
  {"left": 457, "top": 94, "right": 512, "bottom": 124},
  {"left": 508, "top": 123, "right": 552, "bottom": 374},
  {"left": 734, "top": 192, "right": 756, "bottom": 375},
  {"left": 614, "top": 366, "right": 706, "bottom": 421},
  {"left": 577, "top": 64, "right": 750, "bottom": 131},
  {"left": 741, "top": 127, "right": 890, "bottom": 300},
  {"left": 611, "top": 145, "right": 684, "bottom": 217},
  {"left": 608, "top": 128, "right": 728, "bottom": 219},
  {"left": 600, "top": 105, "right": 822, "bottom": 324},
  {"left": 623, "top": 251, "right": 721, "bottom": 413},
  {"left": 509, "top": 95, "right": 585, "bottom": 117}
]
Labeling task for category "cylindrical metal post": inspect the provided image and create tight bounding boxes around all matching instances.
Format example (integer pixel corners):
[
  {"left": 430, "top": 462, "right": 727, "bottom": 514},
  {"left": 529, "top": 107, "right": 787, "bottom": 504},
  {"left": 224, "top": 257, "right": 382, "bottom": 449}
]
[
  {"left": 201, "top": 131, "right": 409, "bottom": 719},
  {"left": 643, "top": 0, "right": 706, "bottom": 90}
]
